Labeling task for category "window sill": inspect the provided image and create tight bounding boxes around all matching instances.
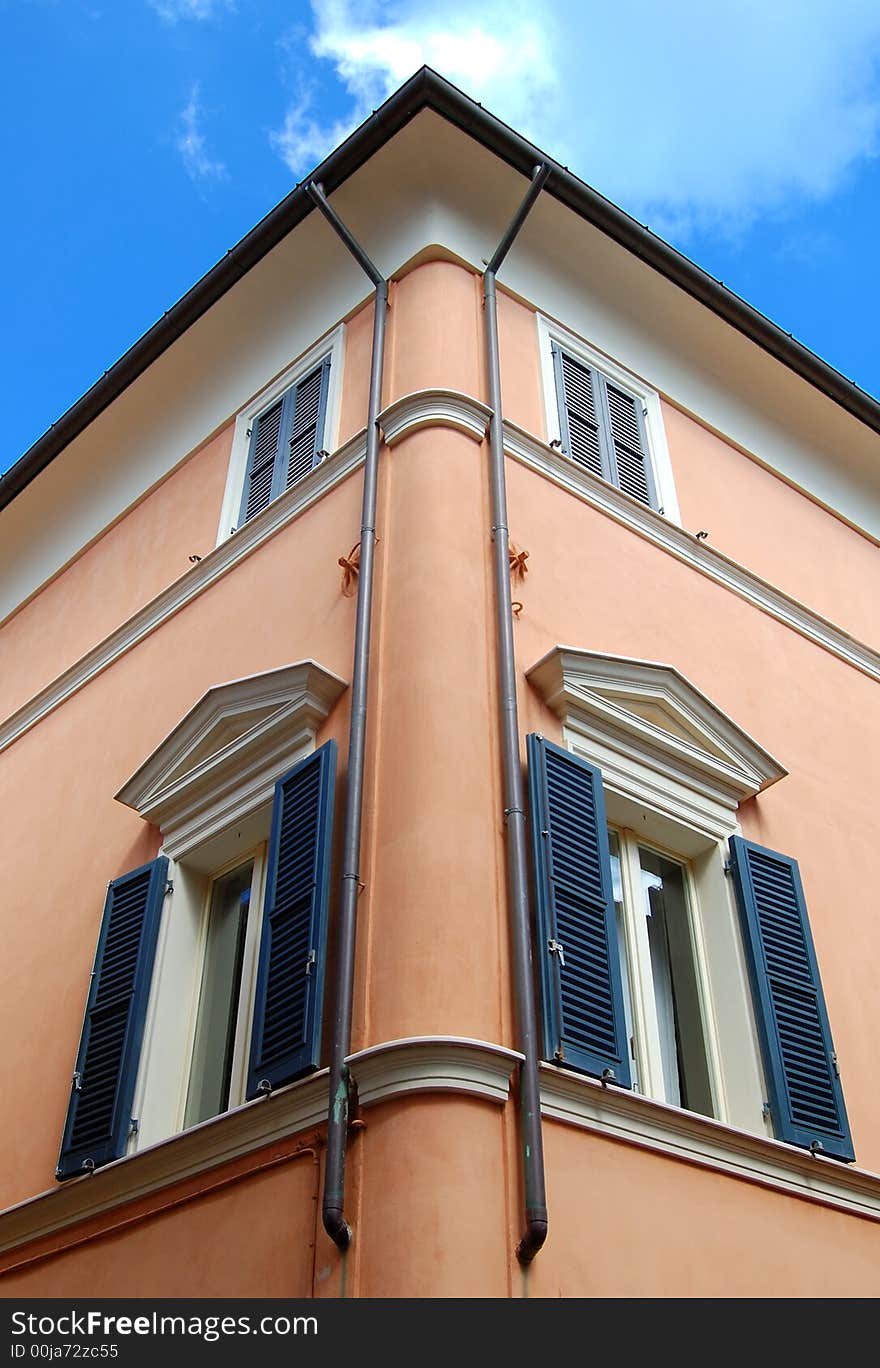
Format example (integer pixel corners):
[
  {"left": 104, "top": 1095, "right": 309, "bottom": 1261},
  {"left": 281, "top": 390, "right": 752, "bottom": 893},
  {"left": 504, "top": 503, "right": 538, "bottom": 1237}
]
[{"left": 540, "top": 1061, "right": 880, "bottom": 1223}]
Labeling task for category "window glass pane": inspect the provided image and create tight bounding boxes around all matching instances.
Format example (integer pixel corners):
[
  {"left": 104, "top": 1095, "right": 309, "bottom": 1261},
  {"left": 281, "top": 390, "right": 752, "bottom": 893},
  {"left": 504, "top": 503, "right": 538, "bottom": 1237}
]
[
  {"left": 638, "top": 847, "right": 712, "bottom": 1117},
  {"left": 185, "top": 860, "right": 254, "bottom": 1127},
  {"left": 608, "top": 831, "right": 639, "bottom": 1091}
]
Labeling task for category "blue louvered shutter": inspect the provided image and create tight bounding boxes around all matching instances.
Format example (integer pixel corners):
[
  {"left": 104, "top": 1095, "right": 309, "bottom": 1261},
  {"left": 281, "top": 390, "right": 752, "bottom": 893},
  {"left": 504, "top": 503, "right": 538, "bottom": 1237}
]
[
  {"left": 728, "top": 836, "right": 853, "bottom": 1162},
  {"left": 57, "top": 858, "right": 168, "bottom": 1180},
  {"left": 238, "top": 356, "right": 331, "bottom": 526},
  {"left": 246, "top": 740, "right": 336, "bottom": 1096},
  {"left": 527, "top": 735, "right": 631, "bottom": 1086},
  {"left": 552, "top": 344, "right": 657, "bottom": 510}
]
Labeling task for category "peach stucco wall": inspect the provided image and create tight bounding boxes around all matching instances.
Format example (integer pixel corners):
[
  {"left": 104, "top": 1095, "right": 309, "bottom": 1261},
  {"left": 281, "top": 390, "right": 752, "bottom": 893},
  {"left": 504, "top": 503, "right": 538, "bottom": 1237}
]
[
  {"left": 666, "top": 399, "right": 880, "bottom": 646},
  {"left": 0, "top": 474, "right": 363, "bottom": 1213},
  {"left": 0, "top": 1146, "right": 320, "bottom": 1296},
  {"left": 0, "top": 424, "right": 233, "bottom": 722},
  {"left": 1, "top": 256, "right": 878, "bottom": 1296}
]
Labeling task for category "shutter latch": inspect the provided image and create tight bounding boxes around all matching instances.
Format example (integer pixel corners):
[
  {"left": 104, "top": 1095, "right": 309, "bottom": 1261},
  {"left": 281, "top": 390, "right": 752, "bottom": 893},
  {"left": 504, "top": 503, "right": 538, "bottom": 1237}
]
[
  {"left": 305, "top": 949, "right": 317, "bottom": 976},
  {"left": 548, "top": 939, "right": 565, "bottom": 968}
]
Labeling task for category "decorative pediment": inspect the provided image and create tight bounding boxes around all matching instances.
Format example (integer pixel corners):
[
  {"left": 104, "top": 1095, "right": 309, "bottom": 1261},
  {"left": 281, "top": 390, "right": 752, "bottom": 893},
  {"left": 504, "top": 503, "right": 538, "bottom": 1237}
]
[
  {"left": 527, "top": 647, "right": 786, "bottom": 839},
  {"left": 116, "top": 660, "right": 347, "bottom": 859}
]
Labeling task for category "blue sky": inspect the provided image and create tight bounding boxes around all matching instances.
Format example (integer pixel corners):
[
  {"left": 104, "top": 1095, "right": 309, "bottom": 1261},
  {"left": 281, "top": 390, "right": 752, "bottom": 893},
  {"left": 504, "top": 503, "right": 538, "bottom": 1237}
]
[{"left": 3, "top": 0, "right": 880, "bottom": 475}]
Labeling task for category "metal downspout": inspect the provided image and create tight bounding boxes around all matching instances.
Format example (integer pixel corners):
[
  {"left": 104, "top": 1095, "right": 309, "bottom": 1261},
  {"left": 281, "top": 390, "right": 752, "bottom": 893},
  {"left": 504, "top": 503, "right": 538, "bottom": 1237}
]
[
  {"left": 483, "top": 163, "right": 552, "bottom": 1265},
  {"left": 306, "top": 181, "right": 387, "bottom": 1252}
]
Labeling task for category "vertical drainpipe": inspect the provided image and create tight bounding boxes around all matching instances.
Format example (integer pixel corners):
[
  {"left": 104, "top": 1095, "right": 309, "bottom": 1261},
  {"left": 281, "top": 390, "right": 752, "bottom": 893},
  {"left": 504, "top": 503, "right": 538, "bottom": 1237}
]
[
  {"left": 483, "top": 163, "right": 551, "bottom": 1265},
  {"left": 306, "top": 181, "right": 387, "bottom": 1251}
]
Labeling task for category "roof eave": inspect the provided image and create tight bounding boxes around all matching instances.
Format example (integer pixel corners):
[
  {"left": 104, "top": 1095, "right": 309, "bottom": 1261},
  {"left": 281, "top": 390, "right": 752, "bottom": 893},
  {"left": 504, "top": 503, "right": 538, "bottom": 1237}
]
[{"left": 2, "top": 66, "right": 877, "bottom": 513}]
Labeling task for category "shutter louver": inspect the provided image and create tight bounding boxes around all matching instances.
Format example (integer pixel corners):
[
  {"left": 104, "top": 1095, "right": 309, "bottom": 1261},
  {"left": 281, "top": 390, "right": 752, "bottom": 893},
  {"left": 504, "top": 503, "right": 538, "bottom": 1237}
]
[
  {"left": 246, "top": 740, "right": 336, "bottom": 1096},
  {"left": 555, "top": 348, "right": 604, "bottom": 479},
  {"left": 238, "top": 355, "right": 331, "bottom": 527},
  {"left": 527, "top": 735, "right": 631, "bottom": 1086},
  {"left": 285, "top": 360, "right": 329, "bottom": 490},
  {"left": 242, "top": 398, "right": 284, "bottom": 523},
  {"left": 605, "top": 383, "right": 653, "bottom": 506},
  {"left": 728, "top": 836, "right": 853, "bottom": 1161},
  {"left": 552, "top": 343, "right": 659, "bottom": 510},
  {"left": 57, "top": 858, "right": 168, "bottom": 1180}
]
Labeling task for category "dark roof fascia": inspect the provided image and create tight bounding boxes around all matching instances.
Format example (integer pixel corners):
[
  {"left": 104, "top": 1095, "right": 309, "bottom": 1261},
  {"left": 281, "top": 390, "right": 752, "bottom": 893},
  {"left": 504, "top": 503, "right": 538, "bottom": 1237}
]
[{"left": 3, "top": 66, "right": 878, "bottom": 513}]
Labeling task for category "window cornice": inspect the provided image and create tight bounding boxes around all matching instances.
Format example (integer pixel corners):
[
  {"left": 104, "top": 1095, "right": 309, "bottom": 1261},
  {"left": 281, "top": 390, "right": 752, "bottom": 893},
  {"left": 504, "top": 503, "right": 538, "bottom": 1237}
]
[
  {"left": 115, "top": 660, "right": 347, "bottom": 859},
  {"left": 527, "top": 646, "right": 786, "bottom": 839}
]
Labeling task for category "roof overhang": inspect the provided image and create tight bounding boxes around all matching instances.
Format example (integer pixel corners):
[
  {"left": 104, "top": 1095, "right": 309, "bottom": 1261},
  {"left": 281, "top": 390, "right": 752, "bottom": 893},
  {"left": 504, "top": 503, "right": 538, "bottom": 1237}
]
[{"left": 2, "top": 66, "right": 879, "bottom": 515}]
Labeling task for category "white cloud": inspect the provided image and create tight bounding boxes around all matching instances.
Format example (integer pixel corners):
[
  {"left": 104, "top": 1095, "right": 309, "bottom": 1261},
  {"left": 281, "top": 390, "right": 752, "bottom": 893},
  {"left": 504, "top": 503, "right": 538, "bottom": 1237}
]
[
  {"left": 273, "top": 0, "right": 880, "bottom": 235},
  {"left": 150, "top": 0, "right": 233, "bottom": 21},
  {"left": 177, "top": 86, "right": 227, "bottom": 182}
]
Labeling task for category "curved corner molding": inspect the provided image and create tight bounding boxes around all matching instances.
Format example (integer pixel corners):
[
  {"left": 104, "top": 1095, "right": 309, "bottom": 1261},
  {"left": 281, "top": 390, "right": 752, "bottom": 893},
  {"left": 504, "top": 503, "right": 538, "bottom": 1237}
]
[
  {"left": 2, "top": 391, "right": 878, "bottom": 760},
  {"left": 0, "top": 1036, "right": 521, "bottom": 1262},
  {"left": 379, "top": 389, "right": 491, "bottom": 446},
  {"left": 347, "top": 1035, "right": 524, "bottom": 1107}
]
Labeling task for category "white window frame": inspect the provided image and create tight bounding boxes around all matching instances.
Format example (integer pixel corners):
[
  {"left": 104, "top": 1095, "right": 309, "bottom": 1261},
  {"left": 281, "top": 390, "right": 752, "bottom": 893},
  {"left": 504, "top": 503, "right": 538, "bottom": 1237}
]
[
  {"left": 609, "top": 823, "right": 722, "bottom": 1118},
  {"left": 115, "top": 661, "right": 347, "bottom": 1151},
  {"left": 527, "top": 645, "right": 789, "bottom": 1138},
  {"left": 536, "top": 313, "right": 681, "bottom": 525},
  {"left": 181, "top": 842, "right": 269, "bottom": 1130},
  {"left": 215, "top": 325, "right": 345, "bottom": 545}
]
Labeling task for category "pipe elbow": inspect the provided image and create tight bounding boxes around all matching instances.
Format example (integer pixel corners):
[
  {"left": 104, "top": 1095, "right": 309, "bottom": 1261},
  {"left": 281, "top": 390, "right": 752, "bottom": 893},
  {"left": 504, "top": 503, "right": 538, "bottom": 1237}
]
[
  {"left": 516, "top": 1213, "right": 548, "bottom": 1265},
  {"left": 322, "top": 1202, "right": 353, "bottom": 1252}
]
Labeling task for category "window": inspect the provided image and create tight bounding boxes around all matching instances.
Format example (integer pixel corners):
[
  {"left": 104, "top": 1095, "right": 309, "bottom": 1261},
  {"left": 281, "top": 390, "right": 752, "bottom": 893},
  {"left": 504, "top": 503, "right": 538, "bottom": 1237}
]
[
  {"left": 238, "top": 358, "right": 330, "bottom": 526},
  {"left": 609, "top": 829, "right": 713, "bottom": 1117},
  {"left": 56, "top": 662, "right": 346, "bottom": 1179},
  {"left": 216, "top": 328, "right": 344, "bottom": 542},
  {"left": 526, "top": 648, "right": 854, "bottom": 1163},
  {"left": 184, "top": 853, "right": 263, "bottom": 1128},
  {"left": 537, "top": 316, "right": 679, "bottom": 521}
]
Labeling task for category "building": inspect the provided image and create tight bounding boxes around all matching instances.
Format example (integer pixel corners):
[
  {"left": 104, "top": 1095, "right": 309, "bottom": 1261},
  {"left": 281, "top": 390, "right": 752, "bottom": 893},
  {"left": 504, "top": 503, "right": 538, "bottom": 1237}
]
[{"left": 1, "top": 69, "right": 878, "bottom": 1298}]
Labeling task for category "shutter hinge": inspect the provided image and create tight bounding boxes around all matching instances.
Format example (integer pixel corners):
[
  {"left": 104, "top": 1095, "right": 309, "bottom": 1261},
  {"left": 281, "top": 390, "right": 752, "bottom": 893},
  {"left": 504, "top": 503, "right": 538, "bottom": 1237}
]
[
  {"left": 305, "top": 949, "right": 317, "bottom": 976},
  {"left": 723, "top": 859, "right": 732, "bottom": 876},
  {"left": 165, "top": 879, "right": 174, "bottom": 896},
  {"left": 72, "top": 1071, "right": 83, "bottom": 1092},
  {"left": 246, "top": 426, "right": 252, "bottom": 438},
  {"left": 547, "top": 938, "right": 565, "bottom": 967},
  {"left": 762, "top": 1100, "right": 772, "bottom": 1119},
  {"left": 832, "top": 1051, "right": 840, "bottom": 1078},
  {"left": 130, "top": 1118, "right": 139, "bottom": 1136}
]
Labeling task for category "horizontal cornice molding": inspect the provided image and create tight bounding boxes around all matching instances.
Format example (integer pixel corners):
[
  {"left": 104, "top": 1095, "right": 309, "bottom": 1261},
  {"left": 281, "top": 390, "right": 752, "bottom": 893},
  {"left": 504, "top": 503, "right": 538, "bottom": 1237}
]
[
  {"left": 541, "top": 1063, "right": 880, "bottom": 1225},
  {"left": 0, "top": 430, "right": 366, "bottom": 757},
  {"left": 504, "top": 419, "right": 880, "bottom": 684},
  {"left": 3, "top": 1036, "right": 878, "bottom": 1265},
  {"left": 2, "top": 392, "right": 877, "bottom": 759},
  {"left": 0, "top": 1037, "right": 520, "bottom": 1261}
]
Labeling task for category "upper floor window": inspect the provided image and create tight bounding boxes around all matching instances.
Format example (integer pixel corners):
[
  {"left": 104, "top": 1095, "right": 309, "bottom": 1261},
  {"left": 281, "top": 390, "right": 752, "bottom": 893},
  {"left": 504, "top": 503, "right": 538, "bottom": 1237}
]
[
  {"left": 216, "top": 327, "right": 344, "bottom": 542},
  {"left": 537, "top": 316, "right": 679, "bottom": 522},
  {"left": 526, "top": 647, "right": 854, "bottom": 1163},
  {"left": 239, "top": 358, "right": 330, "bottom": 526}
]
